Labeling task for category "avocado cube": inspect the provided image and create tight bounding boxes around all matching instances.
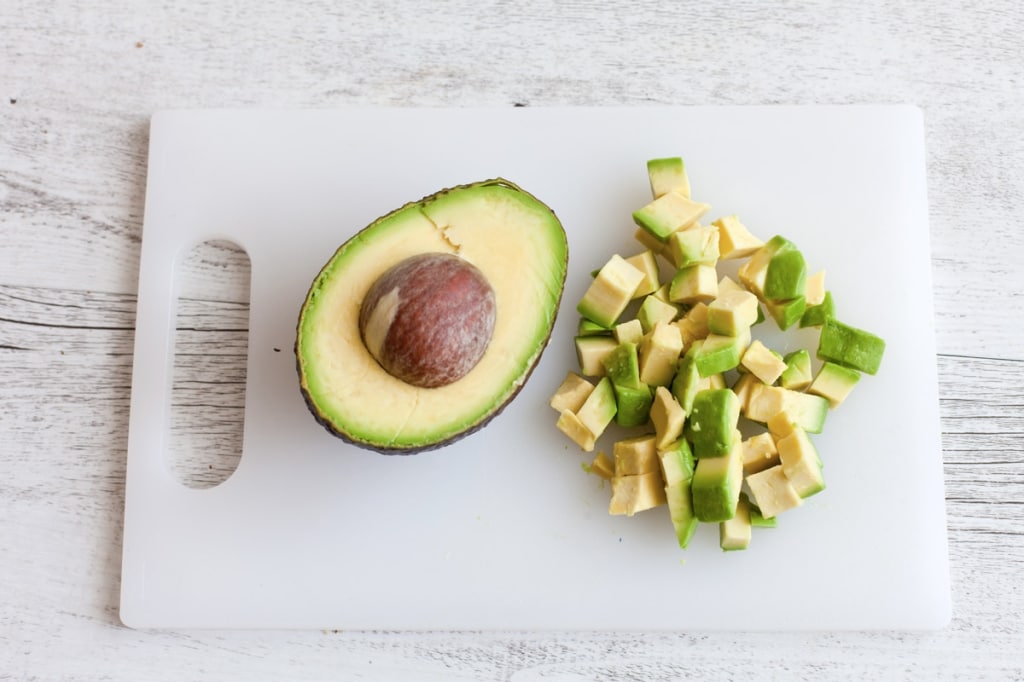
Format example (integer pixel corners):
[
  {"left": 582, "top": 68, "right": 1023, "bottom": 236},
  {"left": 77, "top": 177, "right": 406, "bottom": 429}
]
[
  {"left": 779, "top": 349, "right": 813, "bottom": 390},
  {"left": 667, "top": 225, "right": 720, "bottom": 268},
  {"left": 720, "top": 492, "right": 752, "bottom": 551},
  {"left": 577, "top": 317, "right": 611, "bottom": 337},
  {"left": 638, "top": 322, "right": 683, "bottom": 387},
  {"left": 674, "top": 301, "right": 710, "bottom": 350},
  {"left": 634, "top": 226, "right": 672, "bottom": 259},
  {"left": 602, "top": 342, "right": 641, "bottom": 389},
  {"left": 624, "top": 250, "right": 660, "bottom": 299},
  {"left": 731, "top": 372, "right": 762, "bottom": 414},
  {"left": 800, "top": 290, "right": 834, "bottom": 328},
  {"left": 805, "top": 269, "right": 826, "bottom": 306},
  {"left": 714, "top": 215, "right": 764, "bottom": 259},
  {"left": 609, "top": 471, "right": 667, "bottom": 516},
  {"left": 809, "top": 361, "right": 861, "bottom": 408},
  {"left": 658, "top": 437, "right": 695, "bottom": 485},
  {"left": 613, "top": 435, "right": 659, "bottom": 476},
  {"left": 764, "top": 248, "right": 808, "bottom": 301},
  {"left": 577, "top": 254, "right": 646, "bottom": 328},
  {"left": 740, "top": 339, "right": 788, "bottom": 385},
  {"left": 665, "top": 480, "right": 699, "bottom": 548},
  {"left": 749, "top": 503, "right": 778, "bottom": 528},
  {"left": 575, "top": 335, "right": 618, "bottom": 376},
  {"left": 670, "top": 352, "right": 701, "bottom": 415},
  {"left": 744, "top": 384, "right": 829, "bottom": 433},
  {"left": 647, "top": 157, "right": 691, "bottom": 199},
  {"left": 575, "top": 377, "right": 617, "bottom": 441},
  {"left": 669, "top": 264, "right": 718, "bottom": 304},
  {"left": 587, "top": 451, "right": 615, "bottom": 480},
  {"left": 614, "top": 318, "right": 644, "bottom": 345},
  {"left": 632, "top": 191, "right": 710, "bottom": 241},
  {"left": 549, "top": 372, "right": 594, "bottom": 413},
  {"left": 738, "top": 235, "right": 795, "bottom": 297},
  {"left": 765, "top": 295, "right": 807, "bottom": 330},
  {"left": 686, "top": 388, "right": 741, "bottom": 458},
  {"left": 556, "top": 409, "right": 596, "bottom": 452},
  {"left": 650, "top": 386, "right": 686, "bottom": 450},
  {"left": 740, "top": 432, "right": 780, "bottom": 476},
  {"left": 694, "top": 330, "right": 750, "bottom": 377},
  {"left": 637, "top": 294, "right": 679, "bottom": 333},
  {"left": 707, "top": 289, "right": 759, "bottom": 337},
  {"left": 745, "top": 464, "right": 803, "bottom": 518},
  {"left": 777, "top": 426, "right": 825, "bottom": 498},
  {"left": 691, "top": 439, "right": 744, "bottom": 522},
  {"left": 766, "top": 410, "right": 798, "bottom": 441},
  {"left": 817, "top": 318, "right": 886, "bottom": 375},
  {"left": 612, "top": 382, "right": 654, "bottom": 427}
]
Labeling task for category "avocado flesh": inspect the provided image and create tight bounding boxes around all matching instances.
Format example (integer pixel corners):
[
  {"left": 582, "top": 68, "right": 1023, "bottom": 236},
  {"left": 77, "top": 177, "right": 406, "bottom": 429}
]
[{"left": 296, "top": 179, "right": 568, "bottom": 453}]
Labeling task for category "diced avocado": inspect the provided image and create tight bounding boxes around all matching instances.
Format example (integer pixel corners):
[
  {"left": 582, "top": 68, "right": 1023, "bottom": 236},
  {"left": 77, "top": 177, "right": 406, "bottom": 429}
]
[
  {"left": 668, "top": 225, "right": 720, "bottom": 268},
  {"left": 731, "top": 372, "right": 762, "bottom": 414},
  {"left": 632, "top": 191, "right": 710, "bottom": 241},
  {"left": 665, "top": 480, "right": 699, "bottom": 548},
  {"left": 650, "top": 386, "right": 686, "bottom": 449},
  {"left": 686, "top": 388, "right": 740, "bottom": 458},
  {"left": 800, "top": 290, "right": 834, "bottom": 328},
  {"left": 669, "top": 264, "right": 718, "bottom": 304},
  {"left": 637, "top": 294, "right": 679, "bottom": 333},
  {"left": 602, "top": 342, "right": 641, "bottom": 389},
  {"left": 779, "top": 349, "right": 813, "bottom": 390},
  {"left": 556, "top": 409, "right": 596, "bottom": 452},
  {"left": 614, "top": 318, "right": 644, "bottom": 345},
  {"left": 717, "top": 275, "right": 745, "bottom": 296},
  {"left": 587, "top": 451, "right": 615, "bottom": 480},
  {"left": 575, "top": 377, "right": 617, "bottom": 442},
  {"left": 740, "top": 432, "right": 779, "bottom": 476},
  {"left": 809, "top": 361, "right": 861, "bottom": 408},
  {"left": 765, "top": 295, "right": 806, "bottom": 330},
  {"left": 577, "top": 254, "right": 646, "bottom": 328},
  {"left": 707, "top": 289, "right": 759, "bottom": 337},
  {"left": 745, "top": 464, "right": 803, "bottom": 518},
  {"left": 647, "top": 157, "right": 691, "bottom": 199},
  {"left": 549, "top": 372, "right": 595, "bottom": 413},
  {"left": 625, "top": 250, "right": 660, "bottom": 299},
  {"left": 764, "top": 248, "right": 807, "bottom": 301},
  {"left": 575, "top": 335, "right": 618, "bottom": 376},
  {"left": 670, "top": 352, "right": 701, "bottom": 415},
  {"left": 817, "top": 318, "right": 886, "bottom": 375},
  {"left": 776, "top": 426, "right": 825, "bottom": 498},
  {"left": 720, "top": 492, "right": 752, "bottom": 551},
  {"left": 638, "top": 321, "right": 683, "bottom": 386},
  {"left": 691, "top": 439, "right": 744, "bottom": 522},
  {"left": 737, "top": 235, "right": 795, "bottom": 297},
  {"left": 766, "top": 411, "right": 798, "bottom": 440},
  {"left": 613, "top": 435, "right": 659, "bottom": 476},
  {"left": 577, "top": 317, "right": 611, "bottom": 337},
  {"left": 744, "top": 384, "right": 829, "bottom": 433},
  {"left": 694, "top": 330, "right": 750, "bottom": 377},
  {"left": 611, "top": 381, "right": 654, "bottom": 427},
  {"left": 634, "top": 226, "right": 671, "bottom": 258},
  {"left": 658, "top": 437, "right": 695, "bottom": 485},
  {"left": 749, "top": 503, "right": 778, "bottom": 528},
  {"left": 674, "top": 301, "right": 710, "bottom": 350},
  {"left": 713, "top": 215, "right": 764, "bottom": 259},
  {"left": 740, "top": 339, "right": 788, "bottom": 385},
  {"left": 805, "top": 269, "right": 826, "bottom": 306},
  {"left": 609, "top": 471, "right": 667, "bottom": 516}
]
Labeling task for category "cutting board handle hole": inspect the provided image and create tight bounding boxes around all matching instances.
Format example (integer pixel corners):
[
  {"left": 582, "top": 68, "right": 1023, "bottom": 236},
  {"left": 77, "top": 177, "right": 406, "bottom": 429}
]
[{"left": 169, "top": 238, "right": 251, "bottom": 489}]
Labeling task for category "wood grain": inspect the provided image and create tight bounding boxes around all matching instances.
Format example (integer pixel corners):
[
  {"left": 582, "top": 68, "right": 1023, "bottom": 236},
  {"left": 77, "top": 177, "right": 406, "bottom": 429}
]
[{"left": 2, "top": 0, "right": 1024, "bottom": 679}]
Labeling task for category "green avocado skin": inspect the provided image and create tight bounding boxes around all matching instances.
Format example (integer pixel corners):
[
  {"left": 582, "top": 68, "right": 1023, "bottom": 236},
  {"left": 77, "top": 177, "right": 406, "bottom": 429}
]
[
  {"left": 817, "top": 318, "right": 886, "bottom": 375},
  {"left": 295, "top": 179, "right": 568, "bottom": 454}
]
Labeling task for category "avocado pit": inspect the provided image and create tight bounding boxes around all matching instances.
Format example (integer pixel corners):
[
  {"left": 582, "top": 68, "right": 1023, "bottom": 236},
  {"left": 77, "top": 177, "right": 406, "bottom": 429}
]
[{"left": 358, "top": 252, "right": 496, "bottom": 388}]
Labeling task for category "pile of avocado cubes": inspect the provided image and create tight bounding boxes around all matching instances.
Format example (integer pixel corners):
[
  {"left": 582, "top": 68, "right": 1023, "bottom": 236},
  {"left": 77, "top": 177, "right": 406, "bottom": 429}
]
[{"left": 550, "top": 157, "right": 885, "bottom": 552}]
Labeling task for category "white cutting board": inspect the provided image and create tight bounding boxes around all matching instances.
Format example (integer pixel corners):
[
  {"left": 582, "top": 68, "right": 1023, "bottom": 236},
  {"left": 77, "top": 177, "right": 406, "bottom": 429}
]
[{"left": 121, "top": 106, "right": 950, "bottom": 630}]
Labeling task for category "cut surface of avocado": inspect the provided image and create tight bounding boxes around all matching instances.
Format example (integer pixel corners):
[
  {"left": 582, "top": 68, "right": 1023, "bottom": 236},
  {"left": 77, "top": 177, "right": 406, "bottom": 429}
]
[
  {"left": 741, "top": 339, "right": 788, "bottom": 385},
  {"left": 625, "top": 250, "right": 660, "bottom": 299},
  {"left": 609, "top": 472, "right": 667, "bottom": 516},
  {"left": 632, "top": 191, "right": 710, "bottom": 241},
  {"left": 575, "top": 377, "right": 617, "bottom": 441},
  {"left": 691, "top": 439, "right": 744, "bottom": 522},
  {"left": 741, "top": 432, "right": 780, "bottom": 475},
  {"left": 745, "top": 464, "right": 803, "bottom": 518},
  {"left": 668, "top": 225, "right": 720, "bottom": 268},
  {"left": 776, "top": 426, "right": 825, "bottom": 498},
  {"left": 613, "top": 435, "right": 659, "bottom": 476},
  {"left": 659, "top": 437, "right": 695, "bottom": 485},
  {"left": 737, "top": 235, "right": 794, "bottom": 297},
  {"left": 638, "top": 322, "right": 683, "bottom": 386},
  {"left": 669, "top": 264, "right": 719, "bottom": 304},
  {"left": 707, "top": 289, "right": 759, "bottom": 337},
  {"left": 556, "top": 409, "right": 596, "bottom": 452},
  {"left": 647, "top": 157, "right": 691, "bottom": 199},
  {"left": 817, "top": 318, "right": 886, "bottom": 375},
  {"left": 765, "top": 295, "right": 807, "bottom": 330},
  {"left": 650, "top": 386, "right": 686, "bottom": 449},
  {"left": 637, "top": 294, "right": 679, "bottom": 333},
  {"left": 779, "top": 349, "right": 813, "bottom": 390},
  {"left": 809, "top": 361, "right": 861, "bottom": 407},
  {"left": 804, "top": 269, "right": 826, "bottom": 306},
  {"left": 686, "top": 388, "right": 740, "bottom": 458},
  {"left": 720, "top": 492, "right": 752, "bottom": 551},
  {"left": 575, "top": 335, "right": 619, "bottom": 376},
  {"left": 587, "top": 451, "right": 615, "bottom": 480},
  {"left": 297, "top": 179, "right": 568, "bottom": 453},
  {"left": 602, "top": 342, "right": 641, "bottom": 389},
  {"left": 577, "top": 254, "right": 645, "bottom": 328},
  {"left": 549, "top": 372, "right": 595, "bottom": 413},
  {"left": 665, "top": 480, "right": 699, "bottom": 548},
  {"left": 800, "top": 290, "right": 834, "bottom": 328},
  {"left": 694, "top": 330, "right": 749, "bottom": 377}
]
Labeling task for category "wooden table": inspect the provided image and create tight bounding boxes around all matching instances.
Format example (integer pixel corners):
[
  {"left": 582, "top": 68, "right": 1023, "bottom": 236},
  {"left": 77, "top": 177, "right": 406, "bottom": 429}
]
[{"left": 2, "top": 2, "right": 1022, "bottom": 678}]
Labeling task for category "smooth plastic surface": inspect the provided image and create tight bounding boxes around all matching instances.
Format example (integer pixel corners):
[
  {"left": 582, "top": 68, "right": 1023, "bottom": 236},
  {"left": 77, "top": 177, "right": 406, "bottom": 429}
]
[{"left": 121, "top": 106, "right": 950, "bottom": 630}]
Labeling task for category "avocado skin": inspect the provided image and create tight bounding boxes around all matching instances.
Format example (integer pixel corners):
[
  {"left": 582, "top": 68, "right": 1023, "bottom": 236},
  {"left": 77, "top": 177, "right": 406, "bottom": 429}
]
[{"left": 294, "top": 178, "right": 568, "bottom": 455}]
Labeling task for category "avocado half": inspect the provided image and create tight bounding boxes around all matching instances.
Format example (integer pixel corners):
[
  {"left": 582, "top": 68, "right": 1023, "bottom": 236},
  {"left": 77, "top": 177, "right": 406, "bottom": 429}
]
[{"left": 296, "top": 178, "right": 569, "bottom": 454}]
